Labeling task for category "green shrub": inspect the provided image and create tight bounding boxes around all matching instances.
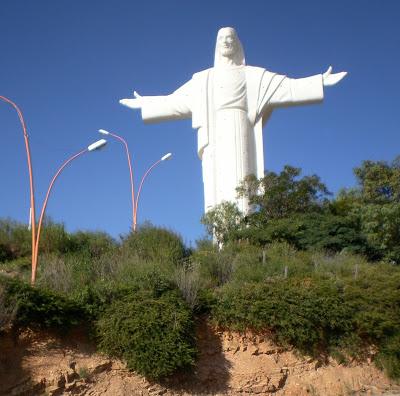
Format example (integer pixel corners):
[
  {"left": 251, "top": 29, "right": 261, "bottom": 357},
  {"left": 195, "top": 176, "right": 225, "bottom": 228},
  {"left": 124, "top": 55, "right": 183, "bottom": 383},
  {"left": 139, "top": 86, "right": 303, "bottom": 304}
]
[
  {"left": 210, "top": 260, "right": 400, "bottom": 378},
  {"left": 375, "top": 334, "right": 400, "bottom": 379},
  {"left": 0, "top": 242, "right": 13, "bottom": 262},
  {"left": 0, "top": 218, "right": 31, "bottom": 261},
  {"left": 71, "top": 282, "right": 129, "bottom": 319},
  {"left": 96, "top": 289, "right": 196, "bottom": 379},
  {"left": 227, "top": 245, "right": 269, "bottom": 284},
  {"left": 121, "top": 224, "right": 187, "bottom": 264},
  {"left": 192, "top": 248, "right": 234, "bottom": 287},
  {"left": 0, "top": 256, "right": 31, "bottom": 277},
  {"left": 38, "top": 220, "right": 71, "bottom": 255},
  {"left": 211, "top": 279, "right": 354, "bottom": 354},
  {"left": 67, "top": 231, "right": 116, "bottom": 258},
  {"left": 173, "top": 260, "right": 201, "bottom": 309},
  {"left": 35, "top": 251, "right": 173, "bottom": 318},
  {"left": 0, "top": 276, "right": 83, "bottom": 330},
  {"left": 37, "top": 253, "right": 98, "bottom": 294},
  {"left": 37, "top": 248, "right": 130, "bottom": 295},
  {"left": 0, "top": 283, "right": 16, "bottom": 331},
  {"left": 0, "top": 218, "right": 117, "bottom": 265}
]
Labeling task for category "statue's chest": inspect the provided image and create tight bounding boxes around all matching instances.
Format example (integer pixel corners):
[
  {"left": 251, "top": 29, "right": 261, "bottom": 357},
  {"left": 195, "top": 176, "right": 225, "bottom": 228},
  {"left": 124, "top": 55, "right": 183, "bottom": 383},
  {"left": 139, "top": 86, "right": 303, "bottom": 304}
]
[{"left": 213, "top": 67, "right": 247, "bottom": 111}]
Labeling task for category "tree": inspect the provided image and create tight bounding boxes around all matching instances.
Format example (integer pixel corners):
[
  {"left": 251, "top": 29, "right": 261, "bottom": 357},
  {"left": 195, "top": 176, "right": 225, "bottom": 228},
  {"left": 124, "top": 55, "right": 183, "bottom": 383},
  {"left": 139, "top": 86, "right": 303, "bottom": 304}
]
[
  {"left": 238, "top": 212, "right": 368, "bottom": 254},
  {"left": 354, "top": 157, "right": 400, "bottom": 204},
  {"left": 347, "top": 157, "right": 400, "bottom": 262},
  {"left": 201, "top": 201, "right": 243, "bottom": 246},
  {"left": 359, "top": 203, "right": 400, "bottom": 262},
  {"left": 237, "top": 166, "right": 331, "bottom": 224}
]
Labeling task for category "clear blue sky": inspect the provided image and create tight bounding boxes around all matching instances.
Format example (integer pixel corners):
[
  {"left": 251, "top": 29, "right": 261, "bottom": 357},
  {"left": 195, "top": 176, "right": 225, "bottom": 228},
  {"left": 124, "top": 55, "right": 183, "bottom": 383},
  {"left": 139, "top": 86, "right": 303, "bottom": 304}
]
[{"left": 0, "top": 0, "right": 399, "bottom": 245}]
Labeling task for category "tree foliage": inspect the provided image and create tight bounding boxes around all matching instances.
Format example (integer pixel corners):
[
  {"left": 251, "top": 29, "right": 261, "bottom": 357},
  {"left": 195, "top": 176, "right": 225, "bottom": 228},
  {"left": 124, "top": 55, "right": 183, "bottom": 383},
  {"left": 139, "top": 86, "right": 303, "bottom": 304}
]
[
  {"left": 237, "top": 165, "right": 331, "bottom": 222},
  {"left": 230, "top": 159, "right": 400, "bottom": 263},
  {"left": 345, "top": 157, "right": 400, "bottom": 262},
  {"left": 201, "top": 201, "right": 243, "bottom": 245},
  {"left": 354, "top": 157, "right": 400, "bottom": 204}
]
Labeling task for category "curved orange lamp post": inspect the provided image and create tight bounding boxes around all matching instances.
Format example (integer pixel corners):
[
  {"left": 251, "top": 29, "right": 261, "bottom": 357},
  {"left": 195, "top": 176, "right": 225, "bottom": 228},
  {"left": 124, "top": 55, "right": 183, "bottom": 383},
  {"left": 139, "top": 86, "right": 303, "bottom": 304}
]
[
  {"left": 99, "top": 128, "right": 172, "bottom": 232},
  {"left": 32, "top": 139, "right": 107, "bottom": 283},
  {"left": 0, "top": 96, "right": 37, "bottom": 284},
  {"left": 134, "top": 153, "right": 172, "bottom": 231},
  {"left": 99, "top": 129, "right": 135, "bottom": 231}
]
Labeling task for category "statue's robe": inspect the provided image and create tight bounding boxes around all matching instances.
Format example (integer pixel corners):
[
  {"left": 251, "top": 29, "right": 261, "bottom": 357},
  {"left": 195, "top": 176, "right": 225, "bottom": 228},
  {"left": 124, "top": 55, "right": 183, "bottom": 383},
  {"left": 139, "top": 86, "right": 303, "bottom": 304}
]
[{"left": 140, "top": 66, "right": 324, "bottom": 213}]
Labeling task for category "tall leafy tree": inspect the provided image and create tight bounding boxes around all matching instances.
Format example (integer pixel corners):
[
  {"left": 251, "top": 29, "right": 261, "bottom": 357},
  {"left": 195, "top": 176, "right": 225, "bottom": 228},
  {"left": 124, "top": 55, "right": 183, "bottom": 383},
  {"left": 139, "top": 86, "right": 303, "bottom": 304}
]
[
  {"left": 354, "top": 156, "right": 400, "bottom": 204},
  {"left": 237, "top": 165, "right": 331, "bottom": 223}
]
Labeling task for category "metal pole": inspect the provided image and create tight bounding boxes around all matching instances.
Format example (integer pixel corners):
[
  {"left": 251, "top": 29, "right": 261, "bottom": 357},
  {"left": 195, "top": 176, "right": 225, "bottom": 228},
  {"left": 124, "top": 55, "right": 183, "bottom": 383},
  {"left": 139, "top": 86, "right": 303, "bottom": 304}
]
[
  {"left": 33, "top": 149, "right": 87, "bottom": 282},
  {"left": 102, "top": 131, "right": 135, "bottom": 231},
  {"left": 134, "top": 159, "right": 163, "bottom": 231},
  {"left": 0, "top": 96, "right": 37, "bottom": 285}
]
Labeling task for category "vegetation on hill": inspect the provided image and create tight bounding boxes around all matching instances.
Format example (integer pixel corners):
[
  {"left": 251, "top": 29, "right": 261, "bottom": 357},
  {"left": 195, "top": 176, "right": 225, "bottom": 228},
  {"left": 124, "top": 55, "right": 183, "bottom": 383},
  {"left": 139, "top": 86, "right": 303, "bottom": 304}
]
[
  {"left": 1, "top": 156, "right": 400, "bottom": 380},
  {"left": 204, "top": 157, "right": 400, "bottom": 263}
]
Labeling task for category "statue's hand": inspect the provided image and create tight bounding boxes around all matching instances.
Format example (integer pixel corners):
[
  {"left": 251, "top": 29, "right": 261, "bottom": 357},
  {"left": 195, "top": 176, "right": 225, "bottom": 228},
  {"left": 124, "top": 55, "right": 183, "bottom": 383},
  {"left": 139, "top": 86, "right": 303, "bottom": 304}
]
[
  {"left": 119, "top": 91, "right": 142, "bottom": 109},
  {"left": 322, "top": 66, "right": 348, "bottom": 87}
]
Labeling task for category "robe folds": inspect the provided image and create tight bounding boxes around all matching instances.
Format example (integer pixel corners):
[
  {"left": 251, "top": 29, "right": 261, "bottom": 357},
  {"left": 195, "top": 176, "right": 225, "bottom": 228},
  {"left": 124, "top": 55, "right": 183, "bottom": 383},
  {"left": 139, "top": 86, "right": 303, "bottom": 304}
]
[{"left": 140, "top": 66, "right": 324, "bottom": 213}]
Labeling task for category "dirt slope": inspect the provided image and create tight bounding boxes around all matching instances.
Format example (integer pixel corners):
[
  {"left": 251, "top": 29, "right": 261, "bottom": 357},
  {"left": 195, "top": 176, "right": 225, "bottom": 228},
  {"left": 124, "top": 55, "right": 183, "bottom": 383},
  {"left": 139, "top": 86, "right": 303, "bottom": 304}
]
[{"left": 1, "top": 322, "right": 399, "bottom": 396}]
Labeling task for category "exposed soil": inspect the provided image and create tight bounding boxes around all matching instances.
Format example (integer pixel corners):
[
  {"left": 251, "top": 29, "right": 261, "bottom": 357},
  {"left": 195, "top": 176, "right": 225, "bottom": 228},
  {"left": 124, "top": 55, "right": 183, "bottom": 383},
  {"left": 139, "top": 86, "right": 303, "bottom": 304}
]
[{"left": 1, "top": 321, "right": 399, "bottom": 396}]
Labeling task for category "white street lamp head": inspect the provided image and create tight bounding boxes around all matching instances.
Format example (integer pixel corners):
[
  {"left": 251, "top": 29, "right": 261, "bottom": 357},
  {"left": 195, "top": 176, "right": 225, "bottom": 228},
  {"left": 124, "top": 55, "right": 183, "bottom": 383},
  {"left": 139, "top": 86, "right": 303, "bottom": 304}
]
[
  {"left": 161, "top": 153, "right": 172, "bottom": 161},
  {"left": 88, "top": 139, "right": 107, "bottom": 152},
  {"left": 98, "top": 129, "right": 110, "bottom": 135}
]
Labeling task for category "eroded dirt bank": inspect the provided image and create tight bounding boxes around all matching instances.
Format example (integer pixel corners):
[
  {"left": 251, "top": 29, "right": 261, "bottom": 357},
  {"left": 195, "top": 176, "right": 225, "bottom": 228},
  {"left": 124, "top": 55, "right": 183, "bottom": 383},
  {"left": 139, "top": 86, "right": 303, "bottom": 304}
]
[{"left": 1, "top": 321, "right": 399, "bottom": 396}]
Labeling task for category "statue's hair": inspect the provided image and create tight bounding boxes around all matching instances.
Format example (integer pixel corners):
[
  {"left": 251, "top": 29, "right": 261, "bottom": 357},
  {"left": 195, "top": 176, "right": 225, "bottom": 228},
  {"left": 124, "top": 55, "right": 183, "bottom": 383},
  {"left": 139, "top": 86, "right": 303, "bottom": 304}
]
[{"left": 214, "top": 27, "right": 246, "bottom": 67}]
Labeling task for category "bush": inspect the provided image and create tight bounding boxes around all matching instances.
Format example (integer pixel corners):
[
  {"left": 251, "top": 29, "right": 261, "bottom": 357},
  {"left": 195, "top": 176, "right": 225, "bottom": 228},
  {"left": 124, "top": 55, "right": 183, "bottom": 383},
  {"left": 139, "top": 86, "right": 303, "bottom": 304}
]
[
  {"left": 38, "top": 220, "right": 71, "bottom": 255},
  {"left": 0, "top": 276, "right": 84, "bottom": 330},
  {"left": 37, "top": 253, "right": 99, "bottom": 294},
  {"left": 0, "top": 283, "right": 16, "bottom": 331},
  {"left": 174, "top": 260, "right": 201, "bottom": 309},
  {"left": 96, "top": 289, "right": 196, "bottom": 379},
  {"left": 121, "top": 224, "right": 187, "bottom": 264},
  {"left": 191, "top": 247, "right": 235, "bottom": 287},
  {"left": 210, "top": 259, "right": 400, "bottom": 378},
  {"left": 67, "top": 231, "right": 116, "bottom": 258},
  {"left": 211, "top": 279, "right": 354, "bottom": 354},
  {"left": 0, "top": 256, "right": 31, "bottom": 277},
  {"left": 0, "top": 218, "right": 31, "bottom": 262},
  {"left": 375, "top": 334, "right": 400, "bottom": 379},
  {"left": 0, "top": 218, "right": 117, "bottom": 265},
  {"left": 36, "top": 245, "right": 179, "bottom": 301},
  {"left": 0, "top": 242, "right": 13, "bottom": 262}
]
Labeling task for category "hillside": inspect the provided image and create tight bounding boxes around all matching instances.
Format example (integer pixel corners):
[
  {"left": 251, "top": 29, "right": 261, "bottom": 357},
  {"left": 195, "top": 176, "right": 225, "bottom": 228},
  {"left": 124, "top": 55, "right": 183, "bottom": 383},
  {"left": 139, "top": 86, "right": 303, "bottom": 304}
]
[
  {"left": 2, "top": 160, "right": 400, "bottom": 395},
  {"left": 2, "top": 323, "right": 399, "bottom": 396}
]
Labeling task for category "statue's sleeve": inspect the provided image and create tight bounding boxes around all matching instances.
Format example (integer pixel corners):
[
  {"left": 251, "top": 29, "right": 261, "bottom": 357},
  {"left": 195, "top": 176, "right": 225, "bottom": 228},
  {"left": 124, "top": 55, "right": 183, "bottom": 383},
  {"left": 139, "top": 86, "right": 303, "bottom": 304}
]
[
  {"left": 141, "top": 80, "right": 193, "bottom": 124},
  {"left": 269, "top": 74, "right": 324, "bottom": 107},
  {"left": 258, "top": 72, "right": 324, "bottom": 116}
]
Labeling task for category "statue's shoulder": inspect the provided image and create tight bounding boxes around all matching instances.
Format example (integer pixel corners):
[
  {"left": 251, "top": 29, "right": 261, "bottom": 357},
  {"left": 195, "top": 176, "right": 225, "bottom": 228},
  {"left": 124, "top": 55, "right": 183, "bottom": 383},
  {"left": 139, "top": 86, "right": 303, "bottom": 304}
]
[
  {"left": 191, "top": 66, "right": 276, "bottom": 81},
  {"left": 192, "top": 68, "right": 212, "bottom": 80},
  {"left": 245, "top": 65, "right": 277, "bottom": 78},
  {"left": 245, "top": 65, "right": 266, "bottom": 73}
]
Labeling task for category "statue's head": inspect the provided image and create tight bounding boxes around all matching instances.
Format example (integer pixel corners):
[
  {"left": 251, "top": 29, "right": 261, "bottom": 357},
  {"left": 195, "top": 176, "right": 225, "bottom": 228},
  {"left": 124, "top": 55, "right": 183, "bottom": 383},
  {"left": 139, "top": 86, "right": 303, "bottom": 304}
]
[{"left": 214, "top": 27, "right": 245, "bottom": 67}]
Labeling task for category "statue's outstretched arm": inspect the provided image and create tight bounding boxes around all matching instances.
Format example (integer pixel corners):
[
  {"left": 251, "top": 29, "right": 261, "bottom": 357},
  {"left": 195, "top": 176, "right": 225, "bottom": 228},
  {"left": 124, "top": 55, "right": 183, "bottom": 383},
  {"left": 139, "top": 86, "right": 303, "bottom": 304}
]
[
  {"left": 263, "top": 65, "right": 347, "bottom": 111},
  {"left": 322, "top": 66, "right": 347, "bottom": 87},
  {"left": 119, "top": 83, "right": 192, "bottom": 123}
]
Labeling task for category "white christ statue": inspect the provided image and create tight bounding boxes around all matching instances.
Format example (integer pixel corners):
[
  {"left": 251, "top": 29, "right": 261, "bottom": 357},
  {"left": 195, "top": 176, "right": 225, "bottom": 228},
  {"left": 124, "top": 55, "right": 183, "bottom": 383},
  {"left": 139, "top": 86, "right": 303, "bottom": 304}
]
[{"left": 120, "top": 27, "right": 347, "bottom": 214}]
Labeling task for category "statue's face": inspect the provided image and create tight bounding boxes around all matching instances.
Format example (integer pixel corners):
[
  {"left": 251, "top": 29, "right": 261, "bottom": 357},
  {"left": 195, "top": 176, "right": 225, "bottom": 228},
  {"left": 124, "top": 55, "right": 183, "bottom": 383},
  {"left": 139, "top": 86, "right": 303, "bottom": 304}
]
[{"left": 217, "top": 28, "right": 238, "bottom": 58}]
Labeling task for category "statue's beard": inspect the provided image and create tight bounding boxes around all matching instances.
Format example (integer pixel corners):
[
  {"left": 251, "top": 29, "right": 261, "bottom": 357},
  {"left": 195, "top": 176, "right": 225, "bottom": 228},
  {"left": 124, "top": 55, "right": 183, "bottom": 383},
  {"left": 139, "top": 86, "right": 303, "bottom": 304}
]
[{"left": 219, "top": 46, "right": 236, "bottom": 58}]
